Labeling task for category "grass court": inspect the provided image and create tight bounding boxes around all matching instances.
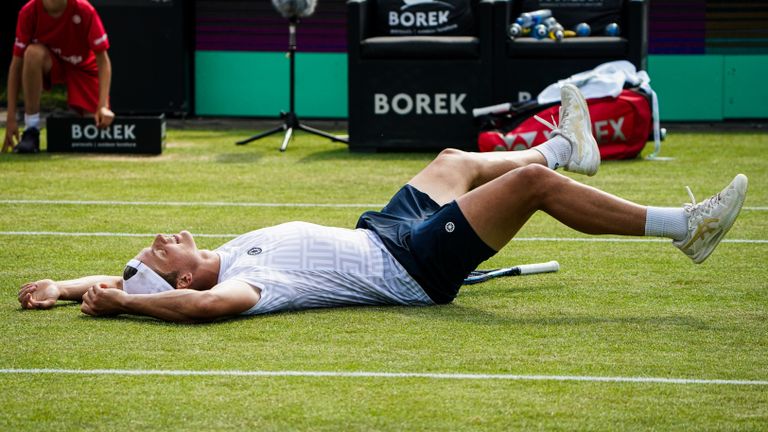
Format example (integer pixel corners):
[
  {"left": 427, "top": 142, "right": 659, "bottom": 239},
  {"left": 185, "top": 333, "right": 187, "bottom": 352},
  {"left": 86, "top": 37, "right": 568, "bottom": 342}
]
[{"left": 0, "top": 126, "right": 766, "bottom": 430}]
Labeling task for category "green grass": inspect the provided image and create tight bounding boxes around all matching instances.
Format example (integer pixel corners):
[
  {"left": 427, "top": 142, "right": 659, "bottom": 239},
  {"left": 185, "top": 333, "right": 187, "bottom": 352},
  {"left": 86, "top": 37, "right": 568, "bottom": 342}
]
[
  {"left": 1, "top": 84, "right": 69, "bottom": 112},
  {"left": 0, "top": 127, "right": 766, "bottom": 430}
]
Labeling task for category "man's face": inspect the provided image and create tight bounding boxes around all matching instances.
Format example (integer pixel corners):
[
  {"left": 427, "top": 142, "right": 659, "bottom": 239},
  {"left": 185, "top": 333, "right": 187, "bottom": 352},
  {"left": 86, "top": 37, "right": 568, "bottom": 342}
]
[
  {"left": 136, "top": 230, "right": 198, "bottom": 275},
  {"left": 43, "top": 0, "right": 69, "bottom": 15}
]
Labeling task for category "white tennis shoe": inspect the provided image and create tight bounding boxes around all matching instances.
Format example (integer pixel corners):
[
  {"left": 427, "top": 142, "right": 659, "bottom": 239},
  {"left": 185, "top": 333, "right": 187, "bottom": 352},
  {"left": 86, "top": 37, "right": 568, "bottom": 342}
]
[
  {"left": 674, "top": 174, "right": 748, "bottom": 264},
  {"left": 534, "top": 83, "right": 600, "bottom": 176}
]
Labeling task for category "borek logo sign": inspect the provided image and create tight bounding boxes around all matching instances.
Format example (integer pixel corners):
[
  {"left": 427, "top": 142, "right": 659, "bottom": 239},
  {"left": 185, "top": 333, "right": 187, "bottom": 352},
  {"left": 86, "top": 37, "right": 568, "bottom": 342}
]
[
  {"left": 71, "top": 124, "right": 137, "bottom": 141},
  {"left": 374, "top": 93, "right": 467, "bottom": 115},
  {"left": 69, "top": 122, "right": 140, "bottom": 149},
  {"left": 384, "top": 0, "right": 468, "bottom": 35},
  {"left": 390, "top": 0, "right": 453, "bottom": 28}
]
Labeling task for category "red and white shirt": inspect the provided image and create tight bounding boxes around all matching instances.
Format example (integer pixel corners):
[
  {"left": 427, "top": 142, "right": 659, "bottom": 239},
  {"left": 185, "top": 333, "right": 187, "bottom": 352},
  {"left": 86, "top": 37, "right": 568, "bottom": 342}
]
[{"left": 13, "top": 0, "right": 109, "bottom": 72}]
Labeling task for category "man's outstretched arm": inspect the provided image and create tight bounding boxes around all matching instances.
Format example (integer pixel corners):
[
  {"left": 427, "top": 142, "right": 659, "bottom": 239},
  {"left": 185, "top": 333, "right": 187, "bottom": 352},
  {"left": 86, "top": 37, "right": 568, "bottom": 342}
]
[
  {"left": 18, "top": 276, "right": 123, "bottom": 309},
  {"left": 80, "top": 280, "right": 261, "bottom": 323}
]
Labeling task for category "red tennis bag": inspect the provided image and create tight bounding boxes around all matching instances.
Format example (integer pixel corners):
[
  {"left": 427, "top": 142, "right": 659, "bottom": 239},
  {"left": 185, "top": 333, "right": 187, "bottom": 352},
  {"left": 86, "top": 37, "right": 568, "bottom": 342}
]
[{"left": 477, "top": 89, "right": 653, "bottom": 160}]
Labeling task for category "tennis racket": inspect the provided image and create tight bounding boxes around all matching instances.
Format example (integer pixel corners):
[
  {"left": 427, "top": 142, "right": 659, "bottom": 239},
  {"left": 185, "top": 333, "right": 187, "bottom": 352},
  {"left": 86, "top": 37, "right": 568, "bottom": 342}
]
[{"left": 463, "top": 260, "right": 560, "bottom": 285}]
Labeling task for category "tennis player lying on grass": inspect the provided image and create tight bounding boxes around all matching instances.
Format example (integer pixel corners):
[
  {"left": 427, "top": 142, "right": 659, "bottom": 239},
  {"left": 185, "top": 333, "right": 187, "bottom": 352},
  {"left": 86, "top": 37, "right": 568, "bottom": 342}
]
[{"left": 18, "top": 85, "right": 749, "bottom": 323}]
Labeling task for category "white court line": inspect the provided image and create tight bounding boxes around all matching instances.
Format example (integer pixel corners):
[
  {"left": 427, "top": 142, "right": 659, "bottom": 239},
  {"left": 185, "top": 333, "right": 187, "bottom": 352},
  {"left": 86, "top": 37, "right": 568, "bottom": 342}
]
[
  {"left": 0, "top": 368, "right": 765, "bottom": 386},
  {"left": 0, "top": 231, "right": 240, "bottom": 238},
  {"left": 0, "top": 199, "right": 765, "bottom": 211},
  {"left": 0, "top": 199, "right": 380, "bottom": 208},
  {"left": 1, "top": 231, "right": 766, "bottom": 243},
  {"left": 513, "top": 237, "right": 768, "bottom": 244}
]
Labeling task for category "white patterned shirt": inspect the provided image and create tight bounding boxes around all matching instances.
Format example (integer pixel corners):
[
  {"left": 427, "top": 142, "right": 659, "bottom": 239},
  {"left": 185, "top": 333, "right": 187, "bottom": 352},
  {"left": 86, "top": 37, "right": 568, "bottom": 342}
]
[{"left": 214, "top": 222, "right": 434, "bottom": 315}]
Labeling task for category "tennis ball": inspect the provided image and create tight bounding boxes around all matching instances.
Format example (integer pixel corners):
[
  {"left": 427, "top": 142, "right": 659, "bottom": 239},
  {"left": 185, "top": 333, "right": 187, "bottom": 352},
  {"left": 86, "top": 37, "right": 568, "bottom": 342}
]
[
  {"left": 605, "top": 22, "right": 620, "bottom": 36},
  {"left": 575, "top": 22, "right": 591, "bottom": 37}
]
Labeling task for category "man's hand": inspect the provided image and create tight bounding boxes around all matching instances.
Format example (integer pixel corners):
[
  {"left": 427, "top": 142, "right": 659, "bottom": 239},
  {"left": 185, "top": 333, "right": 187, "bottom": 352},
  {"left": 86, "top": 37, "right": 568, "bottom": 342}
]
[
  {"left": 81, "top": 284, "right": 125, "bottom": 316},
  {"left": 94, "top": 106, "right": 115, "bottom": 129},
  {"left": 3, "top": 118, "right": 19, "bottom": 153},
  {"left": 18, "top": 279, "right": 61, "bottom": 309}
]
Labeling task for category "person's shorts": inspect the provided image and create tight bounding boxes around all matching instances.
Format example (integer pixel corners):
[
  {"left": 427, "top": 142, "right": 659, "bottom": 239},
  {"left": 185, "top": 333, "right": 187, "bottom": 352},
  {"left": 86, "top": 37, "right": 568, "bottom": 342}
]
[
  {"left": 46, "top": 53, "right": 101, "bottom": 114},
  {"left": 356, "top": 185, "right": 496, "bottom": 304}
]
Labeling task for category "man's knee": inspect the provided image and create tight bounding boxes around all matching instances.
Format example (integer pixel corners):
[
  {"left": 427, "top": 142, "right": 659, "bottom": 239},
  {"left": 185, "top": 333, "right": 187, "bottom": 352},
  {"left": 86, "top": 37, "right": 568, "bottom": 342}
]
[
  {"left": 502, "top": 164, "right": 560, "bottom": 197},
  {"left": 23, "top": 44, "right": 50, "bottom": 68},
  {"left": 515, "top": 163, "right": 553, "bottom": 180},
  {"left": 430, "top": 148, "right": 477, "bottom": 173},
  {"left": 434, "top": 148, "right": 469, "bottom": 163}
]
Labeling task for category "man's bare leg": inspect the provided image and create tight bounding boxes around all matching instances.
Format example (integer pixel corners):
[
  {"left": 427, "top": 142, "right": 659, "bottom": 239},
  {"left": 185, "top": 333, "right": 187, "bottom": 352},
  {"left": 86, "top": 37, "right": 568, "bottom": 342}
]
[
  {"left": 22, "top": 44, "right": 53, "bottom": 117},
  {"left": 457, "top": 164, "right": 645, "bottom": 251},
  {"left": 456, "top": 165, "right": 748, "bottom": 266},
  {"left": 408, "top": 148, "right": 548, "bottom": 206},
  {"left": 13, "top": 44, "right": 52, "bottom": 152},
  {"left": 408, "top": 84, "right": 601, "bottom": 206}
]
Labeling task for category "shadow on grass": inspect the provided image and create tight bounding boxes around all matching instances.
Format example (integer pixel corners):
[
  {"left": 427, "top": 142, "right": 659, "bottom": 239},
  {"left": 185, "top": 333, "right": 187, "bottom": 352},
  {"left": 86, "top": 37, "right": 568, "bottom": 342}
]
[
  {"left": 13, "top": 300, "right": 82, "bottom": 311},
  {"left": 25, "top": 286, "right": 711, "bottom": 332},
  {"left": 62, "top": 306, "right": 714, "bottom": 332},
  {"left": 214, "top": 151, "right": 265, "bottom": 164},
  {"left": 0, "top": 153, "right": 56, "bottom": 163},
  {"left": 0, "top": 152, "right": 163, "bottom": 163},
  {"left": 380, "top": 302, "right": 714, "bottom": 331},
  {"left": 457, "top": 283, "right": 559, "bottom": 298},
  {"left": 75, "top": 311, "right": 254, "bottom": 327}
]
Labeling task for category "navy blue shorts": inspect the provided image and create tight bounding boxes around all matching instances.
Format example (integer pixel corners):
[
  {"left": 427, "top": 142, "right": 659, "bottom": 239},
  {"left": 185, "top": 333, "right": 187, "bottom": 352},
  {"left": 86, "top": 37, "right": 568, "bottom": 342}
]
[{"left": 356, "top": 185, "right": 496, "bottom": 304}]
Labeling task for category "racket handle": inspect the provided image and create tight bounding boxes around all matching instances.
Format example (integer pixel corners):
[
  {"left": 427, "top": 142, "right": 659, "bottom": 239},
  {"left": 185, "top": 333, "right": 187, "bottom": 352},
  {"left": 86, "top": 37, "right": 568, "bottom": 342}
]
[
  {"left": 472, "top": 102, "right": 512, "bottom": 118},
  {"left": 517, "top": 260, "right": 560, "bottom": 275}
]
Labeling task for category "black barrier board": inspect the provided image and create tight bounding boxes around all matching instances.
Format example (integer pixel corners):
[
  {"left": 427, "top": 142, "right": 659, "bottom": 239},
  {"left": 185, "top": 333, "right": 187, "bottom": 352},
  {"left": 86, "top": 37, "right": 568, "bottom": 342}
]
[{"left": 46, "top": 115, "right": 165, "bottom": 154}]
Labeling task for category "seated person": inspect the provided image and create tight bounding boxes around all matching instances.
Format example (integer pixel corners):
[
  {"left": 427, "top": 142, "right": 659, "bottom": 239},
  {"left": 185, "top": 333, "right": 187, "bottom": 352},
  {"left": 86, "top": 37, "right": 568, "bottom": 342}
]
[{"left": 3, "top": 0, "right": 114, "bottom": 153}]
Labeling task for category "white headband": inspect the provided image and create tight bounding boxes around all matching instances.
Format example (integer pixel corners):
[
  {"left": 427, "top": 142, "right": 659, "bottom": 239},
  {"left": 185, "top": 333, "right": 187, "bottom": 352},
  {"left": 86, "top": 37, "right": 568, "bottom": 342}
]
[{"left": 122, "top": 259, "right": 175, "bottom": 295}]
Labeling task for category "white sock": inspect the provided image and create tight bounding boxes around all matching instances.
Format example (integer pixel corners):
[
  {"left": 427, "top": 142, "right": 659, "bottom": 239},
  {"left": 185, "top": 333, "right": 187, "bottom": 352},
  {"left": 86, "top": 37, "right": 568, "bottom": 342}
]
[
  {"left": 534, "top": 135, "right": 571, "bottom": 170},
  {"left": 24, "top": 113, "right": 41, "bottom": 130},
  {"left": 645, "top": 206, "right": 688, "bottom": 240}
]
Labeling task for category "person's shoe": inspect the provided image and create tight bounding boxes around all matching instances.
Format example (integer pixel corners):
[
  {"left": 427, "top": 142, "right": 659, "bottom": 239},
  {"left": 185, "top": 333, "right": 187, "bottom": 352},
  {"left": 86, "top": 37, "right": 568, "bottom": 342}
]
[
  {"left": 558, "top": 84, "right": 600, "bottom": 176},
  {"left": 674, "top": 174, "right": 748, "bottom": 264},
  {"left": 535, "top": 84, "right": 600, "bottom": 176},
  {"left": 14, "top": 128, "right": 40, "bottom": 153}
]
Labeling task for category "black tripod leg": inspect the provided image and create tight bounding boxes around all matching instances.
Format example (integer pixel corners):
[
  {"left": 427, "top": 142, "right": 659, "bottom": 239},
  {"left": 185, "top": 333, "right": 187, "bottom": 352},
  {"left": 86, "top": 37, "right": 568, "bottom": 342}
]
[
  {"left": 236, "top": 125, "right": 286, "bottom": 145},
  {"left": 280, "top": 127, "right": 294, "bottom": 152},
  {"left": 297, "top": 123, "right": 349, "bottom": 144}
]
